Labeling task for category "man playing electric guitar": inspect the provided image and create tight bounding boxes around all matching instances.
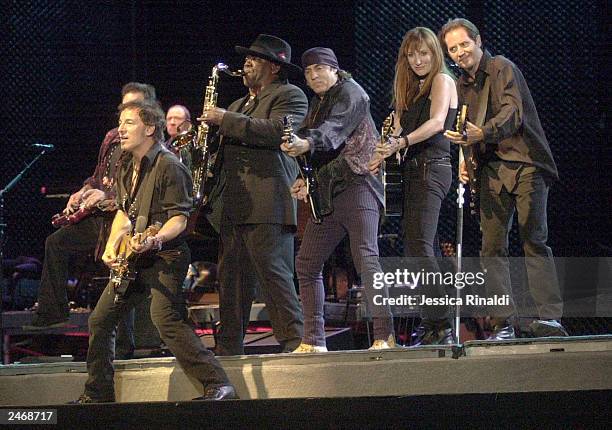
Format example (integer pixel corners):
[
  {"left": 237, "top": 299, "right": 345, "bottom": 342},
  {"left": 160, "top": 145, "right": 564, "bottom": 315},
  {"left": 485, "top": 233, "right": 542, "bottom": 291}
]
[
  {"left": 72, "top": 99, "right": 236, "bottom": 403},
  {"left": 441, "top": 18, "right": 567, "bottom": 339},
  {"left": 24, "top": 83, "right": 156, "bottom": 335},
  {"left": 282, "top": 47, "right": 395, "bottom": 351}
]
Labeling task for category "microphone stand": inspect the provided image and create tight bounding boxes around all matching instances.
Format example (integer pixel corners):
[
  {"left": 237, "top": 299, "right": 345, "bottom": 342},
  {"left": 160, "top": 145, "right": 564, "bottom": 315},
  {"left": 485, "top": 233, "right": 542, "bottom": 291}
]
[
  {"left": 455, "top": 148, "right": 466, "bottom": 346},
  {"left": 0, "top": 148, "right": 51, "bottom": 363}
]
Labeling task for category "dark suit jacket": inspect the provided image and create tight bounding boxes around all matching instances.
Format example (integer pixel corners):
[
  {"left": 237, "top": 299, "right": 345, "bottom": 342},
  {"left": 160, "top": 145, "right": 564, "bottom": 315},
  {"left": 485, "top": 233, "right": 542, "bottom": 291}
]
[{"left": 217, "top": 79, "right": 308, "bottom": 226}]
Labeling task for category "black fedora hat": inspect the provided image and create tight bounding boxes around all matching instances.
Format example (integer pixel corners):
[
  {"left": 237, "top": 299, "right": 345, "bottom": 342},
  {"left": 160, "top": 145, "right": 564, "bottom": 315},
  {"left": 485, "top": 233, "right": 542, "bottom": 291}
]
[{"left": 235, "top": 34, "right": 302, "bottom": 73}]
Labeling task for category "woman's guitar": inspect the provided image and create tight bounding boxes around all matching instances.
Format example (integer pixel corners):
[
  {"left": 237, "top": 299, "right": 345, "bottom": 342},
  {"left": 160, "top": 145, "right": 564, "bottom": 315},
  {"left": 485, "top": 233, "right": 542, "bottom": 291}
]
[
  {"left": 284, "top": 115, "right": 322, "bottom": 224},
  {"left": 380, "top": 113, "right": 402, "bottom": 216},
  {"left": 110, "top": 220, "right": 162, "bottom": 302}
]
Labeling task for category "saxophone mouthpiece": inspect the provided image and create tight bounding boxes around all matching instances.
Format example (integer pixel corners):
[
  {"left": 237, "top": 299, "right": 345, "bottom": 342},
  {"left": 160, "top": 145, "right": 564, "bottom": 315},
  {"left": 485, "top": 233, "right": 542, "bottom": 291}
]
[{"left": 216, "top": 62, "right": 246, "bottom": 77}]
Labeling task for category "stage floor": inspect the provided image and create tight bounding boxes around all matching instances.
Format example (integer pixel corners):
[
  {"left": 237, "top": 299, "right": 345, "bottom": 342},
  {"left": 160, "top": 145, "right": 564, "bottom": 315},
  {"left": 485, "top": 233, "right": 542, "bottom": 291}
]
[
  {"left": 1, "top": 336, "right": 610, "bottom": 404},
  {"left": 1, "top": 336, "right": 610, "bottom": 428}
]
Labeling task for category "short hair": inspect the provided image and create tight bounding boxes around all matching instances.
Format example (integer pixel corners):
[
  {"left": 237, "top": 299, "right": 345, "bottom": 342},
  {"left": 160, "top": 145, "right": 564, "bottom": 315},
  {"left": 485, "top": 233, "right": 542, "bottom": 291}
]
[
  {"left": 438, "top": 18, "right": 481, "bottom": 52},
  {"left": 121, "top": 82, "right": 157, "bottom": 101},
  {"left": 118, "top": 100, "right": 165, "bottom": 142},
  {"left": 167, "top": 104, "right": 191, "bottom": 122}
]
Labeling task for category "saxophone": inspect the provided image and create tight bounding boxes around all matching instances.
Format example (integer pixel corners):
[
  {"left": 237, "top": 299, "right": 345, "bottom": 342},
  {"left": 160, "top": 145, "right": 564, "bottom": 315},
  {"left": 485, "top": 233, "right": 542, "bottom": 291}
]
[{"left": 191, "top": 63, "right": 244, "bottom": 206}]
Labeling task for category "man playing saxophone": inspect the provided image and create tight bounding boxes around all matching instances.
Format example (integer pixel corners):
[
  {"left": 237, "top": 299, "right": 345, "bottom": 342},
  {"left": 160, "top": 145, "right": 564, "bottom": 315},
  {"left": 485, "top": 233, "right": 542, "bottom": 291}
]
[{"left": 200, "top": 34, "right": 307, "bottom": 355}]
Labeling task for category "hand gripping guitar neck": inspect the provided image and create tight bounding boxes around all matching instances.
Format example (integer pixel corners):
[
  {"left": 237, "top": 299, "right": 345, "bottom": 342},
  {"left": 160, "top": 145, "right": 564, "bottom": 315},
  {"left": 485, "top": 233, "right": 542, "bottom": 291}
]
[{"left": 284, "top": 115, "right": 322, "bottom": 224}]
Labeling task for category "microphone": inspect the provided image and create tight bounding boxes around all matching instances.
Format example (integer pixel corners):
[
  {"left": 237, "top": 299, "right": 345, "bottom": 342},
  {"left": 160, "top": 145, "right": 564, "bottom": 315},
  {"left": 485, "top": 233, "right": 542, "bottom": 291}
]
[{"left": 30, "top": 143, "right": 55, "bottom": 151}]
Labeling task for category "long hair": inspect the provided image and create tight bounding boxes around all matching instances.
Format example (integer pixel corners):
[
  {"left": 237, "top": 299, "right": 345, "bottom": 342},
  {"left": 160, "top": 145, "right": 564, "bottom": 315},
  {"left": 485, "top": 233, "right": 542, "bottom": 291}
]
[{"left": 393, "top": 27, "right": 449, "bottom": 114}]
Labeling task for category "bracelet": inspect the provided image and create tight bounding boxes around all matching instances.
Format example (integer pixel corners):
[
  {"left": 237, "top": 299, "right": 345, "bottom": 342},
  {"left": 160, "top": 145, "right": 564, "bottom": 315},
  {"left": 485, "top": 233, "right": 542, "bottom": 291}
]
[{"left": 150, "top": 235, "right": 163, "bottom": 251}]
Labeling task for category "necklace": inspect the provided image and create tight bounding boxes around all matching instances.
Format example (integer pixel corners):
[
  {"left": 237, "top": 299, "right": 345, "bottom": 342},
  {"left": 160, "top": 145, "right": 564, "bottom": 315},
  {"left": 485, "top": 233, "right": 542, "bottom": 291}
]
[{"left": 130, "top": 162, "right": 140, "bottom": 196}]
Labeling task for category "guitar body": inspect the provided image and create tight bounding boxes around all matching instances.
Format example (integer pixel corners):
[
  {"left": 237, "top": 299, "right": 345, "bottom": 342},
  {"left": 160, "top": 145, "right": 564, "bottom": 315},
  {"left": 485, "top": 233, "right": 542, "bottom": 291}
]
[
  {"left": 284, "top": 115, "right": 323, "bottom": 224},
  {"left": 51, "top": 206, "right": 97, "bottom": 228},
  {"left": 110, "top": 222, "right": 162, "bottom": 299},
  {"left": 298, "top": 154, "right": 323, "bottom": 224},
  {"left": 380, "top": 113, "right": 402, "bottom": 216}
]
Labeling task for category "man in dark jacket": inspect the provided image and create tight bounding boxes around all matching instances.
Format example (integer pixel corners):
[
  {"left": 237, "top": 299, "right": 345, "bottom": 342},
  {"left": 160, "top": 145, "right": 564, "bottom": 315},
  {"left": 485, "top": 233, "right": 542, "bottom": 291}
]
[
  {"left": 201, "top": 34, "right": 307, "bottom": 355},
  {"left": 281, "top": 47, "right": 395, "bottom": 351}
]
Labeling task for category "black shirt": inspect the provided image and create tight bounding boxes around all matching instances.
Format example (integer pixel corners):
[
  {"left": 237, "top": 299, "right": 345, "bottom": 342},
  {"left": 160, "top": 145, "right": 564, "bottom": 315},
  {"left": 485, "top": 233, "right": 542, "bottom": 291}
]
[
  {"left": 399, "top": 89, "right": 456, "bottom": 161},
  {"left": 115, "top": 142, "right": 193, "bottom": 242}
]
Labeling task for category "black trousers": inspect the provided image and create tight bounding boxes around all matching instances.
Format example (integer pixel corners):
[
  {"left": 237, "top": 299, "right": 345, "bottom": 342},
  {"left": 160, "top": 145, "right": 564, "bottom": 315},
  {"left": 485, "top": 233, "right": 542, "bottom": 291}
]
[
  {"left": 38, "top": 216, "right": 103, "bottom": 319},
  {"left": 480, "top": 162, "right": 563, "bottom": 320},
  {"left": 84, "top": 243, "right": 229, "bottom": 400},
  {"left": 402, "top": 158, "right": 452, "bottom": 320},
  {"left": 37, "top": 215, "right": 135, "bottom": 357},
  {"left": 217, "top": 223, "right": 303, "bottom": 355}
]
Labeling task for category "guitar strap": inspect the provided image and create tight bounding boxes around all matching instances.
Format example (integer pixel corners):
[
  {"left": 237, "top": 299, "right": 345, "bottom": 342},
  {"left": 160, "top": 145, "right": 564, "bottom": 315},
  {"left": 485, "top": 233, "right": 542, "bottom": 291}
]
[{"left": 134, "top": 147, "right": 165, "bottom": 231}]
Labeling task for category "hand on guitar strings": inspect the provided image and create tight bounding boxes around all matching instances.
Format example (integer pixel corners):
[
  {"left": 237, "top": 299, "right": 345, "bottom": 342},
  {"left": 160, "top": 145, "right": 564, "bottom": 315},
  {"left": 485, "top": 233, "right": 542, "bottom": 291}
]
[
  {"left": 281, "top": 134, "right": 310, "bottom": 157},
  {"left": 444, "top": 121, "right": 483, "bottom": 145},
  {"left": 198, "top": 107, "right": 226, "bottom": 125},
  {"left": 368, "top": 153, "right": 384, "bottom": 175},
  {"left": 64, "top": 189, "right": 86, "bottom": 214},
  {"left": 290, "top": 178, "right": 309, "bottom": 202},
  {"left": 368, "top": 136, "right": 403, "bottom": 174},
  {"left": 102, "top": 246, "right": 118, "bottom": 268},
  {"left": 81, "top": 189, "right": 107, "bottom": 209},
  {"left": 128, "top": 233, "right": 159, "bottom": 254}
]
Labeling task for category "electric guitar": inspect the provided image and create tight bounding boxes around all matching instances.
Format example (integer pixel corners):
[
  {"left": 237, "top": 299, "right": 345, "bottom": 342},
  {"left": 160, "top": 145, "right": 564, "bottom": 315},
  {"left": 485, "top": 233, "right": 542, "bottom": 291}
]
[
  {"left": 110, "top": 221, "right": 162, "bottom": 301},
  {"left": 51, "top": 199, "right": 116, "bottom": 228},
  {"left": 51, "top": 206, "right": 97, "bottom": 228},
  {"left": 284, "top": 115, "right": 322, "bottom": 224},
  {"left": 380, "top": 113, "right": 402, "bottom": 216}
]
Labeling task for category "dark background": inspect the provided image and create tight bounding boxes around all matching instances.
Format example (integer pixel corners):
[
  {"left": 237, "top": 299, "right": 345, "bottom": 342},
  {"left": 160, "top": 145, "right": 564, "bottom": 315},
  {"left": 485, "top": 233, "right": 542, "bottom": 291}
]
[{"left": 1, "top": 0, "right": 609, "bottom": 263}]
